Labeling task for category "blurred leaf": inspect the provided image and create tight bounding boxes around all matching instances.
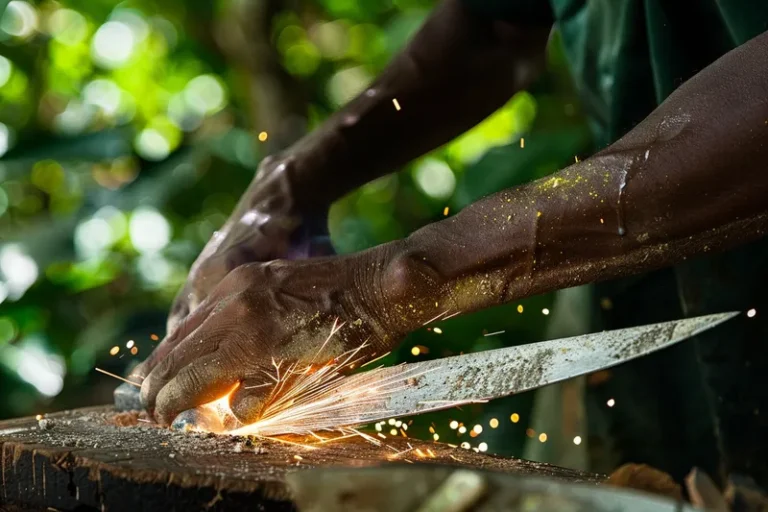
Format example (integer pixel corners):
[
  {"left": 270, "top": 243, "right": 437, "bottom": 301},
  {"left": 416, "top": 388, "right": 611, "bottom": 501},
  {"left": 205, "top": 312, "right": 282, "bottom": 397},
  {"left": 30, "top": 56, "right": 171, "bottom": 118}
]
[{"left": 1, "top": 129, "right": 133, "bottom": 178}]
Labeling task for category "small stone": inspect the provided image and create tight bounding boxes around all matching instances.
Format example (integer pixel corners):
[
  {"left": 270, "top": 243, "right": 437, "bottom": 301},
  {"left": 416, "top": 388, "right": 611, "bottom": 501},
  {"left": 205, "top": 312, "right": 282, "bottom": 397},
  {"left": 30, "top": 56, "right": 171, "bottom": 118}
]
[
  {"left": 38, "top": 419, "right": 54, "bottom": 430},
  {"left": 233, "top": 443, "right": 243, "bottom": 453},
  {"left": 169, "top": 453, "right": 176, "bottom": 459}
]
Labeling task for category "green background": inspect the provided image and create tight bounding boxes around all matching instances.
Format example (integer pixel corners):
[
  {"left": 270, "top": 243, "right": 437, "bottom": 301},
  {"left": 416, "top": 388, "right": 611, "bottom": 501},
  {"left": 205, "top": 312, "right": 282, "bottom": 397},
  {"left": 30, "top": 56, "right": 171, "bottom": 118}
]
[{"left": 0, "top": 0, "right": 594, "bottom": 463}]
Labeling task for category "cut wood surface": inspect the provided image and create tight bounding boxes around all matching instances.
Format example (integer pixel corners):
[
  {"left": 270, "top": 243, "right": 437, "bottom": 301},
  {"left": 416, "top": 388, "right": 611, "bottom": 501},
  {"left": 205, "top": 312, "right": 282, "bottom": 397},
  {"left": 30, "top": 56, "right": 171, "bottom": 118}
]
[{"left": 0, "top": 406, "right": 603, "bottom": 511}]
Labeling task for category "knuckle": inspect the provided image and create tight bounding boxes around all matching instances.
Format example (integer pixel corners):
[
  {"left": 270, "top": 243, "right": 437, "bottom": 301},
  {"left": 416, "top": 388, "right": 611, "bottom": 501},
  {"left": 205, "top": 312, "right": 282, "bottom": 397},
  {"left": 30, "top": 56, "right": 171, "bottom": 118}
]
[{"left": 177, "top": 367, "right": 204, "bottom": 395}]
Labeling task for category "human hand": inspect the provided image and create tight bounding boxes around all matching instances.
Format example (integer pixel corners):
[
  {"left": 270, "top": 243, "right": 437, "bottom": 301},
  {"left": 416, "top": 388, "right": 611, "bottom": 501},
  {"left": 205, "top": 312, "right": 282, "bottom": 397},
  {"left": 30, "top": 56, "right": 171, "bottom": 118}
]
[
  {"left": 138, "top": 249, "right": 405, "bottom": 426},
  {"left": 165, "top": 155, "right": 333, "bottom": 336}
]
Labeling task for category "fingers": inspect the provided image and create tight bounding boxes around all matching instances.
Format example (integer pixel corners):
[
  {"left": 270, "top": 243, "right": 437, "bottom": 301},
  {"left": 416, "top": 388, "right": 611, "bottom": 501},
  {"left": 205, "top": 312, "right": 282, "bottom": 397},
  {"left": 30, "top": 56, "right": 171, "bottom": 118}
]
[
  {"left": 140, "top": 320, "right": 221, "bottom": 419},
  {"left": 228, "top": 378, "right": 272, "bottom": 424},
  {"left": 153, "top": 352, "right": 238, "bottom": 425},
  {"left": 166, "top": 290, "right": 191, "bottom": 336},
  {"left": 132, "top": 297, "right": 215, "bottom": 382}
]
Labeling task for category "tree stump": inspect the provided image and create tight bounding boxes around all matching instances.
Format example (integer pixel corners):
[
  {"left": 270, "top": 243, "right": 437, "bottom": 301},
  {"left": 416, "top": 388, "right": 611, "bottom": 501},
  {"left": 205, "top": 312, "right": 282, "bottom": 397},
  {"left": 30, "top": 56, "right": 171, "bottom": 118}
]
[{"left": 0, "top": 406, "right": 603, "bottom": 511}]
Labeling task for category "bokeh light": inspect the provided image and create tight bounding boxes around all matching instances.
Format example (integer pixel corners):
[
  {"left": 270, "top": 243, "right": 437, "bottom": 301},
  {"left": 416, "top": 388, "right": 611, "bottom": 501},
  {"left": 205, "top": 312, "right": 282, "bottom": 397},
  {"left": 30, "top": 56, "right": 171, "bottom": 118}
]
[
  {"left": 91, "top": 21, "right": 135, "bottom": 69},
  {"left": 413, "top": 158, "right": 456, "bottom": 200},
  {"left": 0, "top": 122, "right": 10, "bottom": 157},
  {"left": 135, "top": 128, "right": 170, "bottom": 160},
  {"left": 0, "top": 56, "right": 11, "bottom": 88},
  {"left": 0, "top": 245, "right": 39, "bottom": 301},
  {"left": 47, "top": 8, "right": 88, "bottom": 45},
  {"left": 129, "top": 207, "right": 171, "bottom": 253},
  {"left": 184, "top": 74, "right": 227, "bottom": 116},
  {"left": 1, "top": 1, "right": 39, "bottom": 39}
]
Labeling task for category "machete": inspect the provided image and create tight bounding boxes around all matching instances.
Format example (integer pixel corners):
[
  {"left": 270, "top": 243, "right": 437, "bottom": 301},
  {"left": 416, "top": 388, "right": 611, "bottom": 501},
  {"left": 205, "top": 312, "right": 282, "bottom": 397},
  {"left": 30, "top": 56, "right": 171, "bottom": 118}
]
[
  {"left": 115, "top": 311, "right": 738, "bottom": 435},
  {"left": 237, "top": 311, "right": 738, "bottom": 435}
]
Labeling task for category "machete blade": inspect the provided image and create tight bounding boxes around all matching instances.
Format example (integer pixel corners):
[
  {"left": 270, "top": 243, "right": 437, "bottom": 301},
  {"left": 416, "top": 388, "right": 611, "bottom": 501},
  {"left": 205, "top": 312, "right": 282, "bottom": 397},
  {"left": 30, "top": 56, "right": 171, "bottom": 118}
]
[{"left": 251, "top": 311, "right": 738, "bottom": 435}]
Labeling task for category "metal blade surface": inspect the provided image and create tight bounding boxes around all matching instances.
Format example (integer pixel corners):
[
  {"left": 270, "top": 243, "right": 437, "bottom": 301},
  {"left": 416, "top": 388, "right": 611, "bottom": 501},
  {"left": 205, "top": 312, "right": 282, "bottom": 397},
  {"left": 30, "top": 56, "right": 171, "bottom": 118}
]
[{"left": 351, "top": 312, "right": 737, "bottom": 426}]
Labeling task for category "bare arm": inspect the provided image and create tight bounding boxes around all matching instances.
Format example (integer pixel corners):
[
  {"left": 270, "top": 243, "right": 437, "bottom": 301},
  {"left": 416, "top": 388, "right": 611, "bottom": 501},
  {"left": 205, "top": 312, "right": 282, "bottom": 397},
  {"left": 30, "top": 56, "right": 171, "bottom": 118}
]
[
  {"left": 374, "top": 29, "right": 768, "bottom": 335},
  {"left": 142, "top": 13, "right": 768, "bottom": 427},
  {"left": 256, "top": 0, "right": 551, "bottom": 213},
  {"left": 165, "top": 0, "right": 551, "bottom": 328}
]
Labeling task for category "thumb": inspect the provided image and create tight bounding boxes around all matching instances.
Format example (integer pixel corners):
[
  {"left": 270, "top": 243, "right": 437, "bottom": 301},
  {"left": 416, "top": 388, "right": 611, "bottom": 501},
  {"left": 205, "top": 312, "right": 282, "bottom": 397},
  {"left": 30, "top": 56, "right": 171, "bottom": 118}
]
[{"left": 228, "top": 377, "right": 272, "bottom": 425}]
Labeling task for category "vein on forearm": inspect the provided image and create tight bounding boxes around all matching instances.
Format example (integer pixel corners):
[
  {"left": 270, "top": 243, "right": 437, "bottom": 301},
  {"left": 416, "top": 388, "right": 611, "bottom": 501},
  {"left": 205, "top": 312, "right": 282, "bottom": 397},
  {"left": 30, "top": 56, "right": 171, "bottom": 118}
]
[{"left": 394, "top": 30, "right": 768, "bottom": 328}]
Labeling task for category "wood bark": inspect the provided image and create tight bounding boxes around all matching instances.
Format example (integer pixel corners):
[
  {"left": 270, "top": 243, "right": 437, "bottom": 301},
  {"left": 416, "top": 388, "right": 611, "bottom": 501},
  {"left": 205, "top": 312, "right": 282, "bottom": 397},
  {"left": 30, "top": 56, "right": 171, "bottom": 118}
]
[{"left": 0, "top": 406, "right": 603, "bottom": 511}]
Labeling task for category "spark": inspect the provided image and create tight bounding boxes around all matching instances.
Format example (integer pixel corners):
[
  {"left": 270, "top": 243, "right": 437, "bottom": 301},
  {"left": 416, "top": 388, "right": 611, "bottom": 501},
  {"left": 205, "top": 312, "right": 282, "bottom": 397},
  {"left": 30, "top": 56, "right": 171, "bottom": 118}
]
[
  {"left": 432, "top": 327, "right": 443, "bottom": 334},
  {"left": 411, "top": 346, "right": 420, "bottom": 356},
  {"left": 360, "top": 351, "right": 391, "bottom": 368},
  {"left": 131, "top": 347, "right": 138, "bottom": 355},
  {"left": 489, "top": 418, "right": 499, "bottom": 429},
  {"left": 538, "top": 433, "right": 548, "bottom": 443},
  {"left": 573, "top": 436, "right": 582, "bottom": 445},
  {"left": 443, "top": 206, "right": 449, "bottom": 216},
  {"left": 95, "top": 367, "right": 141, "bottom": 387},
  {"left": 542, "top": 308, "right": 550, "bottom": 315},
  {"left": 35, "top": 414, "right": 43, "bottom": 421},
  {"left": 510, "top": 413, "right": 520, "bottom": 423},
  {"left": 607, "top": 398, "right": 616, "bottom": 407},
  {"left": 520, "top": 138, "right": 524, "bottom": 148},
  {"left": 478, "top": 442, "right": 488, "bottom": 452},
  {"left": 243, "top": 382, "right": 272, "bottom": 390},
  {"left": 526, "top": 428, "right": 535, "bottom": 438},
  {"left": 747, "top": 308, "right": 757, "bottom": 318},
  {"left": 392, "top": 98, "right": 401, "bottom": 111},
  {"left": 423, "top": 310, "right": 450, "bottom": 326},
  {"left": 126, "top": 340, "right": 135, "bottom": 349},
  {"left": 449, "top": 420, "right": 458, "bottom": 429},
  {"left": 433, "top": 433, "right": 439, "bottom": 441},
  {"left": 472, "top": 424, "right": 483, "bottom": 434},
  {"left": 458, "top": 426, "right": 467, "bottom": 434},
  {"left": 484, "top": 330, "right": 505, "bottom": 337},
  {"left": 517, "top": 305, "right": 524, "bottom": 313},
  {"left": 137, "top": 418, "right": 151, "bottom": 423},
  {"left": 258, "top": 131, "right": 268, "bottom": 142},
  {"left": 460, "top": 442, "right": 470, "bottom": 449},
  {"left": 110, "top": 346, "right": 120, "bottom": 356},
  {"left": 220, "top": 320, "right": 476, "bottom": 438},
  {"left": 443, "top": 311, "right": 461, "bottom": 321},
  {"left": 150, "top": 334, "right": 159, "bottom": 341},
  {"left": 390, "top": 429, "right": 397, "bottom": 436}
]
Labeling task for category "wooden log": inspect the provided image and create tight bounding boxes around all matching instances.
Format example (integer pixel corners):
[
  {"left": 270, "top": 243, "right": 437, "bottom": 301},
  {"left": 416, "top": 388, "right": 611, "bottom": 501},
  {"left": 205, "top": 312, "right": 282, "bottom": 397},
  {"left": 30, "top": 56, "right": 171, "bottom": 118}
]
[{"left": 0, "top": 406, "right": 603, "bottom": 511}]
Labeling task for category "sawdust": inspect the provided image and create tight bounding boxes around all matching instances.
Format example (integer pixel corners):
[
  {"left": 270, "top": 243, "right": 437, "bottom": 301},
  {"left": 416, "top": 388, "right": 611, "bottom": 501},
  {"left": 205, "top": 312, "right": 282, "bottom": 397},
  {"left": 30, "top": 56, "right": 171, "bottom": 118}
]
[{"left": 110, "top": 411, "right": 151, "bottom": 427}]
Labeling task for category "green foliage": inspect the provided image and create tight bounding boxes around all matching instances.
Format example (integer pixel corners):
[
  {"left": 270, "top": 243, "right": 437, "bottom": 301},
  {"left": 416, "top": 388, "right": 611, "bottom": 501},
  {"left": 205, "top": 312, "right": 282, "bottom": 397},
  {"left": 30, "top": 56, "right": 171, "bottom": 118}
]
[{"left": 0, "top": 0, "right": 590, "bottom": 458}]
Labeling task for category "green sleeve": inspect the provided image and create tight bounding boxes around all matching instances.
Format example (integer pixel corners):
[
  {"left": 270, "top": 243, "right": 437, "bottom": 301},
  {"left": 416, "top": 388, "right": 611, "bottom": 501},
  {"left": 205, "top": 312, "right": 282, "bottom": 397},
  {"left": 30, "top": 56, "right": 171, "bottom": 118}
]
[{"left": 462, "top": 0, "right": 555, "bottom": 26}]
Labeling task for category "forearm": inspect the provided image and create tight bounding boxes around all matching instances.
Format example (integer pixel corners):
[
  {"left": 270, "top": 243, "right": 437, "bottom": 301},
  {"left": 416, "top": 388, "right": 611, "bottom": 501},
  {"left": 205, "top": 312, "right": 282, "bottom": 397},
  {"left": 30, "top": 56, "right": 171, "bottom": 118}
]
[
  {"left": 375, "top": 30, "right": 768, "bottom": 333},
  {"left": 259, "top": 0, "right": 550, "bottom": 212}
]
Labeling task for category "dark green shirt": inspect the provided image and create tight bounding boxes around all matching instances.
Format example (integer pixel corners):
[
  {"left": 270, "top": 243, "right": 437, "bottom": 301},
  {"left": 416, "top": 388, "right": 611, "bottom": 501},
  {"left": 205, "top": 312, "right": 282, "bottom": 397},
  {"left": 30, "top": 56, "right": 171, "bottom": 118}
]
[{"left": 465, "top": 0, "right": 768, "bottom": 147}]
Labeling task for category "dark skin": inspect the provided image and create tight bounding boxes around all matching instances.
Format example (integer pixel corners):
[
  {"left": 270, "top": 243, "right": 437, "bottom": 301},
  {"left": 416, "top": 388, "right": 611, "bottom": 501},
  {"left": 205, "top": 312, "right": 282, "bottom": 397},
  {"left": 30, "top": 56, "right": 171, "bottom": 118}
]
[{"left": 136, "top": 0, "right": 768, "bottom": 426}]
